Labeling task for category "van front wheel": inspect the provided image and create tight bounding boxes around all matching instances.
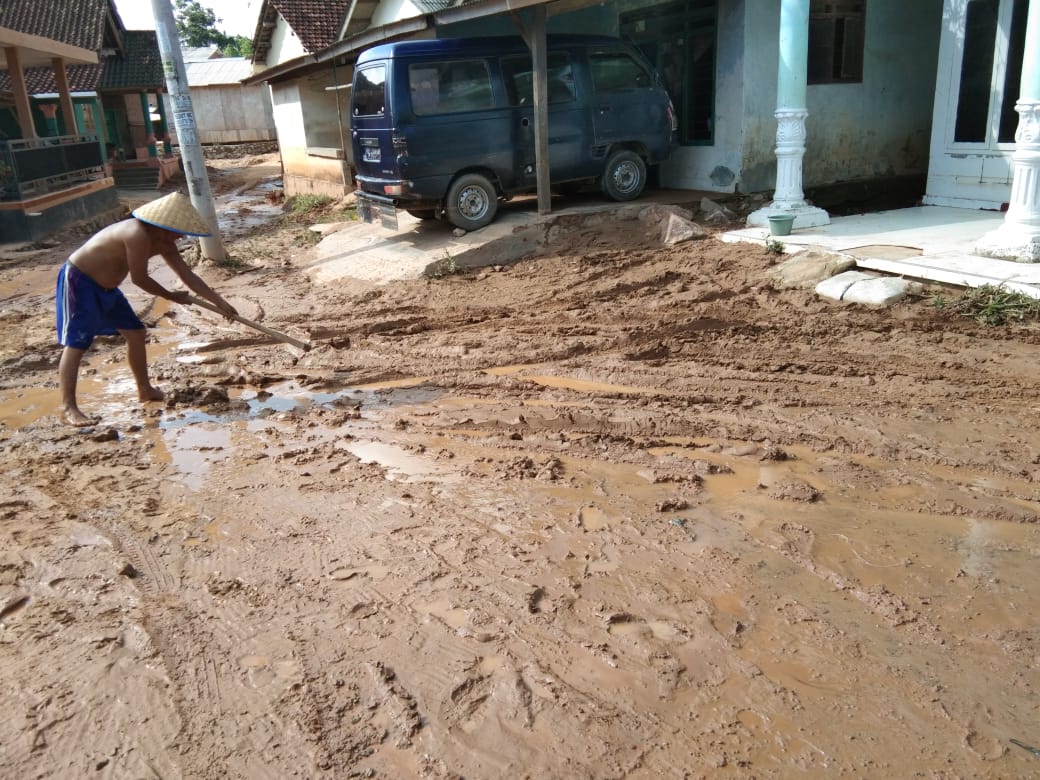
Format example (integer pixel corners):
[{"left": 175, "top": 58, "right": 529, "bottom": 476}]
[
  {"left": 446, "top": 174, "right": 498, "bottom": 230},
  {"left": 601, "top": 151, "right": 646, "bottom": 201}
]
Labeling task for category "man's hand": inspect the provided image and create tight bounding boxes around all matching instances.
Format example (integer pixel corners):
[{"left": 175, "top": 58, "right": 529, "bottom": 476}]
[{"left": 216, "top": 299, "right": 238, "bottom": 320}]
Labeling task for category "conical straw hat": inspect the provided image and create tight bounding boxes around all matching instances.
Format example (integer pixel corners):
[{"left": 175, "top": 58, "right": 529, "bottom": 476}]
[{"left": 132, "top": 192, "right": 213, "bottom": 236}]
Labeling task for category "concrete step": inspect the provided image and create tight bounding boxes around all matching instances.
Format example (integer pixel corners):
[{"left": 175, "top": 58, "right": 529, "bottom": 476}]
[{"left": 113, "top": 167, "right": 161, "bottom": 190}]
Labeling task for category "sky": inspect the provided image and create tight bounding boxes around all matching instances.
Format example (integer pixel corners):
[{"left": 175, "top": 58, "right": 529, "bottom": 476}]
[{"left": 113, "top": 0, "right": 260, "bottom": 40}]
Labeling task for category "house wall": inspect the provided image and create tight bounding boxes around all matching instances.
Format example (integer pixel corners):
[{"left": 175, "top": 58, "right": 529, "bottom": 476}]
[
  {"left": 371, "top": 0, "right": 419, "bottom": 27},
  {"left": 740, "top": 0, "right": 942, "bottom": 195},
  {"left": 163, "top": 85, "right": 276, "bottom": 145},
  {"left": 267, "top": 16, "right": 307, "bottom": 67},
  {"left": 271, "top": 81, "right": 351, "bottom": 198}
]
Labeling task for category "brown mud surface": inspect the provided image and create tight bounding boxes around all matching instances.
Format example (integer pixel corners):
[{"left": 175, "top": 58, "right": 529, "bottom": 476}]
[{"left": 2, "top": 156, "right": 1040, "bottom": 778}]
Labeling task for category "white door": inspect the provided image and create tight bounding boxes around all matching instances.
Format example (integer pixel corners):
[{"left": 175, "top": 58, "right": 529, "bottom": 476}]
[{"left": 925, "top": 0, "right": 1029, "bottom": 209}]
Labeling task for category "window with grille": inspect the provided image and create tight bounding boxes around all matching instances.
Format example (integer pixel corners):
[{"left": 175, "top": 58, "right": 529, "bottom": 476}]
[
  {"left": 808, "top": 1, "right": 865, "bottom": 84},
  {"left": 620, "top": 0, "right": 716, "bottom": 145}
]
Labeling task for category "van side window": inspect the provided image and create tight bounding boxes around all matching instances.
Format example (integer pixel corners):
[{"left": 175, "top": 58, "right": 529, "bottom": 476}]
[
  {"left": 353, "top": 64, "right": 386, "bottom": 116},
  {"left": 501, "top": 53, "right": 576, "bottom": 106},
  {"left": 589, "top": 51, "right": 652, "bottom": 92},
  {"left": 408, "top": 60, "right": 494, "bottom": 115}
]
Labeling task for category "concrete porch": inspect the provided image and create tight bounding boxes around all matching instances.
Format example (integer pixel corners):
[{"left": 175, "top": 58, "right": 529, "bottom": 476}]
[{"left": 722, "top": 206, "right": 1040, "bottom": 299}]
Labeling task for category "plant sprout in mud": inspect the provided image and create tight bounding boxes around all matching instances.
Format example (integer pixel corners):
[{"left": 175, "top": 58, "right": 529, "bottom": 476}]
[{"left": 932, "top": 284, "right": 1040, "bottom": 326}]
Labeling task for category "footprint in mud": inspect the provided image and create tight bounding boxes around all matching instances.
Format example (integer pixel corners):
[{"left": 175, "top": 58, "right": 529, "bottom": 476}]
[
  {"left": 578, "top": 505, "right": 609, "bottom": 531},
  {"left": 444, "top": 665, "right": 535, "bottom": 734},
  {"left": 447, "top": 674, "right": 494, "bottom": 733},
  {"left": 237, "top": 653, "right": 301, "bottom": 691},
  {"left": 964, "top": 726, "right": 1007, "bottom": 761},
  {"left": 777, "top": 521, "right": 815, "bottom": 558},
  {"left": 605, "top": 612, "right": 687, "bottom": 642}
]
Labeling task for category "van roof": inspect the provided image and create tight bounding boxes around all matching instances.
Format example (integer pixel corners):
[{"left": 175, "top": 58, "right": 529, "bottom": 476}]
[{"left": 356, "top": 34, "right": 629, "bottom": 65}]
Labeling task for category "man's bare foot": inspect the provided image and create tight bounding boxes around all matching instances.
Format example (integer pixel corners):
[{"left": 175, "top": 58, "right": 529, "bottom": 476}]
[
  {"left": 62, "top": 407, "right": 98, "bottom": 426},
  {"left": 139, "top": 385, "right": 165, "bottom": 402}
]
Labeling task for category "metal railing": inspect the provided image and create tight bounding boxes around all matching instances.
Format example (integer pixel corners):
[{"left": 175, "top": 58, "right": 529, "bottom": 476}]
[{"left": 0, "top": 135, "right": 106, "bottom": 202}]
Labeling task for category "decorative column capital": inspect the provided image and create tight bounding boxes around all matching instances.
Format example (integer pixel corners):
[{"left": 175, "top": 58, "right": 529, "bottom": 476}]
[
  {"left": 775, "top": 108, "right": 809, "bottom": 147},
  {"left": 1015, "top": 100, "right": 1040, "bottom": 148}
]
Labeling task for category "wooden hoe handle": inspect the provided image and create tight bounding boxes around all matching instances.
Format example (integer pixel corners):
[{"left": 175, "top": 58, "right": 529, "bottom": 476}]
[{"left": 186, "top": 294, "right": 311, "bottom": 352}]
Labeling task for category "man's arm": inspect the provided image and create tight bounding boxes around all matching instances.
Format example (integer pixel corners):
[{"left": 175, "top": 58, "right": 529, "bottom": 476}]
[
  {"left": 124, "top": 229, "right": 188, "bottom": 302},
  {"left": 155, "top": 246, "right": 238, "bottom": 319}
]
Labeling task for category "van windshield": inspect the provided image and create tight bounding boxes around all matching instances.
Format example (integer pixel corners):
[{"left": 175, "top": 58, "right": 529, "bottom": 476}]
[
  {"left": 354, "top": 65, "right": 387, "bottom": 117},
  {"left": 408, "top": 60, "right": 494, "bottom": 115}
]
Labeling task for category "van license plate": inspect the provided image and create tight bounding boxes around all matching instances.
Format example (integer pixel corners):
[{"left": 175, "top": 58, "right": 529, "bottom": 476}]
[{"left": 363, "top": 148, "right": 381, "bottom": 163}]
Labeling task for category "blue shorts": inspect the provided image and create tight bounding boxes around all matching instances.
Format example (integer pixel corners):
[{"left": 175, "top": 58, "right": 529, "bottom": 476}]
[{"left": 56, "top": 262, "right": 144, "bottom": 349}]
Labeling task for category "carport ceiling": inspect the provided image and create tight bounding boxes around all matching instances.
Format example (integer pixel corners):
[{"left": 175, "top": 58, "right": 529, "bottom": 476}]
[{"left": 0, "top": 25, "right": 97, "bottom": 69}]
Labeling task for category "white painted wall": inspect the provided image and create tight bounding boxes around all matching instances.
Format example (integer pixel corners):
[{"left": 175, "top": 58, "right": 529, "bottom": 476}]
[
  {"left": 370, "top": 0, "right": 418, "bottom": 28},
  {"left": 267, "top": 16, "right": 307, "bottom": 66},
  {"left": 739, "top": 0, "right": 941, "bottom": 195}
]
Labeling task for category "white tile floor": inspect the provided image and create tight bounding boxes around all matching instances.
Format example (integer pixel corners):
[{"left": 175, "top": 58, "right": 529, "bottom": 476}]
[{"left": 723, "top": 206, "right": 1040, "bottom": 297}]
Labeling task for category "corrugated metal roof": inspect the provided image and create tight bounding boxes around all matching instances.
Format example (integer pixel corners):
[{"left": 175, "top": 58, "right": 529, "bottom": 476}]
[
  {"left": 185, "top": 57, "right": 254, "bottom": 86},
  {"left": 183, "top": 45, "right": 223, "bottom": 62}
]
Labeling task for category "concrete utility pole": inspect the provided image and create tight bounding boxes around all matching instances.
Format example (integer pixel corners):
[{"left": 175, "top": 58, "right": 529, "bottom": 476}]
[{"left": 151, "top": 0, "right": 226, "bottom": 261}]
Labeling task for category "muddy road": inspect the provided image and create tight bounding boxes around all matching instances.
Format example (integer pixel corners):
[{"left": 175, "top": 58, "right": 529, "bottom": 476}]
[{"left": 2, "top": 163, "right": 1040, "bottom": 778}]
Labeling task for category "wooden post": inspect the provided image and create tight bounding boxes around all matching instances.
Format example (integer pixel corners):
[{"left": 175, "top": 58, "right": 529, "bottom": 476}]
[
  {"left": 53, "top": 57, "right": 77, "bottom": 136},
  {"left": 530, "top": 5, "right": 550, "bottom": 215},
  {"left": 5, "top": 47, "right": 36, "bottom": 138}
]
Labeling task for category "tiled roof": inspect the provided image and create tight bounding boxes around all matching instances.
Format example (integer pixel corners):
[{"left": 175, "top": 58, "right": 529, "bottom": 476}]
[
  {"left": 0, "top": 32, "right": 163, "bottom": 95},
  {"left": 271, "top": 0, "right": 350, "bottom": 53},
  {"left": 100, "top": 31, "right": 164, "bottom": 91},
  {"left": 0, "top": 63, "right": 102, "bottom": 94},
  {"left": 0, "top": 0, "right": 110, "bottom": 51}
]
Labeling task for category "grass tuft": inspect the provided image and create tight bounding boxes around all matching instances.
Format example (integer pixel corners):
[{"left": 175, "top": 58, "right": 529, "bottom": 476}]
[
  {"left": 932, "top": 284, "right": 1040, "bottom": 326},
  {"left": 424, "top": 250, "right": 462, "bottom": 279}
]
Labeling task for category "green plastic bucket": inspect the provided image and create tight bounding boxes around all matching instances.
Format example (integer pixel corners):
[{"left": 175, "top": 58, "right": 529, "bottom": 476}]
[{"left": 768, "top": 214, "right": 795, "bottom": 236}]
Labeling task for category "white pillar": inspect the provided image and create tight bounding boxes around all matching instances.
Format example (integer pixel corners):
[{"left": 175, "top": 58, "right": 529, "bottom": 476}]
[
  {"left": 748, "top": 0, "right": 830, "bottom": 229},
  {"left": 976, "top": 0, "right": 1040, "bottom": 262}
]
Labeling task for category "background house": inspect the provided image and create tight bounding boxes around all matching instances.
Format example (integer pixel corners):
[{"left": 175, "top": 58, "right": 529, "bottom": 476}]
[
  {"left": 0, "top": 0, "right": 181, "bottom": 203},
  {"left": 0, "top": 15, "right": 110, "bottom": 241},
  {"left": 163, "top": 55, "right": 276, "bottom": 146},
  {"left": 247, "top": 0, "right": 943, "bottom": 206},
  {"left": 249, "top": 0, "right": 353, "bottom": 197},
  {"left": 247, "top": 0, "right": 1036, "bottom": 258}
]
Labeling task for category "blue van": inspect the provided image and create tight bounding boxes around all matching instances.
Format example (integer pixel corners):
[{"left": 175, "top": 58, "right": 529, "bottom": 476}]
[{"left": 350, "top": 35, "right": 677, "bottom": 230}]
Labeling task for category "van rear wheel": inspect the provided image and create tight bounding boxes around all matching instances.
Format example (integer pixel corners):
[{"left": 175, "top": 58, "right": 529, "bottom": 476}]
[
  {"left": 446, "top": 174, "right": 497, "bottom": 230},
  {"left": 601, "top": 150, "right": 646, "bottom": 201}
]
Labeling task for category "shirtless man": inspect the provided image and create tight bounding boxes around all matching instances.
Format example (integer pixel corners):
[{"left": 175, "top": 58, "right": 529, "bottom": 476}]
[{"left": 56, "top": 192, "right": 237, "bottom": 426}]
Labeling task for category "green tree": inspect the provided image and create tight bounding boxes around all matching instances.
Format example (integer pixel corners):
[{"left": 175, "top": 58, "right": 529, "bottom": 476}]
[
  {"left": 222, "top": 35, "right": 254, "bottom": 58},
  {"left": 174, "top": 0, "right": 231, "bottom": 48}
]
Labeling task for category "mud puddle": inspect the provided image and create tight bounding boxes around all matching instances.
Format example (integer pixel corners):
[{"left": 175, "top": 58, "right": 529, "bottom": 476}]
[{"left": 216, "top": 179, "right": 284, "bottom": 241}]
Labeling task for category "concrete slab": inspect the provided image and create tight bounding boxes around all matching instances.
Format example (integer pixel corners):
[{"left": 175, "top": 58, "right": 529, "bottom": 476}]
[
  {"left": 304, "top": 190, "right": 712, "bottom": 286},
  {"left": 722, "top": 205, "right": 1040, "bottom": 299}
]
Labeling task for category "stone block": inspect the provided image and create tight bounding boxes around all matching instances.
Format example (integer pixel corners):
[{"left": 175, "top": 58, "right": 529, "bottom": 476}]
[{"left": 768, "top": 248, "right": 857, "bottom": 289}]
